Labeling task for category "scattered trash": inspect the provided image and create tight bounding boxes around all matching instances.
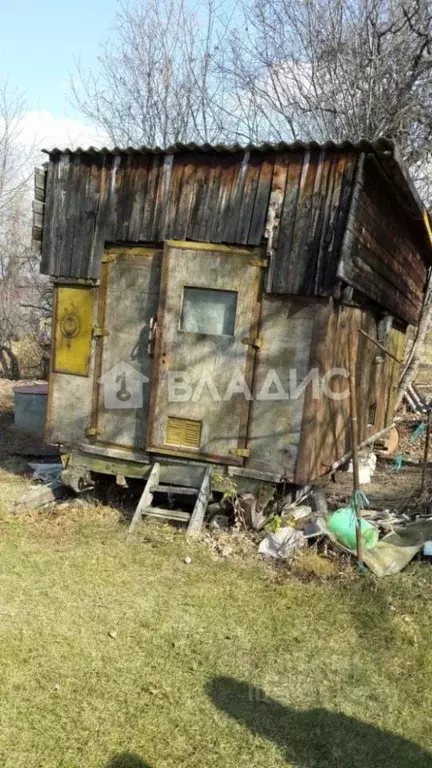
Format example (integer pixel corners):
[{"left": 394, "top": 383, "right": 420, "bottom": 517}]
[
  {"left": 303, "top": 519, "right": 325, "bottom": 539},
  {"left": 347, "top": 452, "right": 376, "bottom": 484},
  {"left": 28, "top": 462, "right": 63, "bottom": 484},
  {"left": 184, "top": 556, "right": 192, "bottom": 565},
  {"left": 108, "top": 630, "right": 118, "bottom": 640},
  {"left": 423, "top": 541, "right": 432, "bottom": 557},
  {"left": 322, "top": 517, "right": 432, "bottom": 577},
  {"left": 258, "top": 526, "right": 305, "bottom": 561},
  {"left": 237, "top": 490, "right": 274, "bottom": 530},
  {"left": 9, "top": 461, "right": 69, "bottom": 511},
  {"left": 310, "top": 486, "right": 328, "bottom": 517},
  {"left": 283, "top": 505, "right": 313, "bottom": 523}
]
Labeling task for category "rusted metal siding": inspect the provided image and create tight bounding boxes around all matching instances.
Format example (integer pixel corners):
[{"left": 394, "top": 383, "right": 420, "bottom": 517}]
[{"left": 338, "top": 154, "right": 428, "bottom": 325}]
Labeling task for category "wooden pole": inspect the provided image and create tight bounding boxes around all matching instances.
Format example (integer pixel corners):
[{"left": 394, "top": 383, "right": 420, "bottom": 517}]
[
  {"left": 348, "top": 331, "right": 362, "bottom": 565},
  {"left": 421, "top": 409, "right": 432, "bottom": 493}
]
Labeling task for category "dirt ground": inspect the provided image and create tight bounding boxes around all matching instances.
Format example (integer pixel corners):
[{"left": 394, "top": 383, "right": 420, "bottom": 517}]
[
  {"left": 0, "top": 379, "right": 58, "bottom": 460},
  {"left": 1, "top": 377, "right": 432, "bottom": 524}
]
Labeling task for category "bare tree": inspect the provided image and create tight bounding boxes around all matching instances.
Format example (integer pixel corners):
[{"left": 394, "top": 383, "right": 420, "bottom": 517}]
[
  {"left": 223, "top": 0, "right": 432, "bottom": 403},
  {"left": 0, "top": 77, "right": 32, "bottom": 219},
  {"left": 0, "top": 75, "right": 48, "bottom": 378},
  {"left": 72, "top": 0, "right": 432, "bottom": 400},
  {"left": 71, "top": 0, "right": 235, "bottom": 146},
  {"left": 224, "top": 0, "right": 432, "bottom": 183},
  {"left": 72, "top": 0, "right": 432, "bottom": 178}
]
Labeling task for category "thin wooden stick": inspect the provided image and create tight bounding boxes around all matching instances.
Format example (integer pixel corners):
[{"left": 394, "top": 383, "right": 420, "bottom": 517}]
[
  {"left": 358, "top": 329, "right": 403, "bottom": 364},
  {"left": 421, "top": 409, "right": 432, "bottom": 493},
  {"left": 348, "top": 331, "right": 362, "bottom": 565}
]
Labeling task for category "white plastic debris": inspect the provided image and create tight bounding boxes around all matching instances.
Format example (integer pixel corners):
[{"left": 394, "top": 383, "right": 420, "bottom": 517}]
[
  {"left": 347, "top": 452, "right": 377, "bottom": 485},
  {"left": 284, "top": 505, "right": 313, "bottom": 521},
  {"left": 258, "top": 526, "right": 305, "bottom": 560}
]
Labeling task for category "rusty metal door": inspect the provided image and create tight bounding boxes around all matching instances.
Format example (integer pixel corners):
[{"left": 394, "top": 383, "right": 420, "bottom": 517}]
[
  {"left": 91, "top": 246, "right": 162, "bottom": 449},
  {"left": 147, "top": 241, "right": 263, "bottom": 464}
]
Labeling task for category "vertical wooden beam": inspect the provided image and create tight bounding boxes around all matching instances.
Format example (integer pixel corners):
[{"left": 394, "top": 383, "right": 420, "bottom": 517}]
[
  {"left": 421, "top": 410, "right": 432, "bottom": 493},
  {"left": 187, "top": 467, "right": 213, "bottom": 538},
  {"left": 128, "top": 462, "right": 161, "bottom": 534},
  {"left": 348, "top": 331, "right": 363, "bottom": 564}
]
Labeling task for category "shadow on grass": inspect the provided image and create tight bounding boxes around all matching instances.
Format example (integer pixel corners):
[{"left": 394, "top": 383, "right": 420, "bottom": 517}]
[
  {"left": 207, "top": 676, "right": 431, "bottom": 767},
  {"left": 105, "top": 754, "right": 151, "bottom": 768}
]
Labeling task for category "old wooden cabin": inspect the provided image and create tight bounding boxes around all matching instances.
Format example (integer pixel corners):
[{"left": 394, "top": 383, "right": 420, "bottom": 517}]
[{"left": 33, "top": 139, "right": 432, "bottom": 497}]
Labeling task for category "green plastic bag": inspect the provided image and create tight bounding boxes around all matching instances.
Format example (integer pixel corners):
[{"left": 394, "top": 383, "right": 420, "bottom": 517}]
[{"left": 327, "top": 508, "right": 378, "bottom": 551}]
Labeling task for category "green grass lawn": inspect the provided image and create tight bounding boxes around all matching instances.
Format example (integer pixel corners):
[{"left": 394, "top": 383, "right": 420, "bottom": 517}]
[{"left": 0, "top": 467, "right": 432, "bottom": 767}]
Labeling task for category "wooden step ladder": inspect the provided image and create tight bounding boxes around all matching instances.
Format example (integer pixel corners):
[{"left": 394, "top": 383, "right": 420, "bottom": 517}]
[{"left": 128, "top": 464, "right": 213, "bottom": 537}]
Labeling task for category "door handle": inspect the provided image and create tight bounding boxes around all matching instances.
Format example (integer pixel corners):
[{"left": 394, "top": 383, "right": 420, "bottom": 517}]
[{"left": 148, "top": 317, "right": 157, "bottom": 357}]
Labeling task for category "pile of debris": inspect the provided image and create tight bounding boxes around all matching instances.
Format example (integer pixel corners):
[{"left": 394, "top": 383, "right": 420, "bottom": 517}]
[
  {"left": 241, "top": 485, "right": 432, "bottom": 577},
  {"left": 12, "top": 453, "right": 432, "bottom": 579}
]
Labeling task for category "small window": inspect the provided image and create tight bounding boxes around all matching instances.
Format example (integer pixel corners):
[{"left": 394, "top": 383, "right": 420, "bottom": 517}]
[
  {"left": 368, "top": 403, "right": 377, "bottom": 426},
  {"left": 180, "top": 287, "right": 237, "bottom": 336}
]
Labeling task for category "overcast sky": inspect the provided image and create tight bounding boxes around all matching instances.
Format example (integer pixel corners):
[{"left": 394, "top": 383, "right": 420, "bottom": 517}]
[{"left": 1, "top": 0, "right": 120, "bottom": 150}]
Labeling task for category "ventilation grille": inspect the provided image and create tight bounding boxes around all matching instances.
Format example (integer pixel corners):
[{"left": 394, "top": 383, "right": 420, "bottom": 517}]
[{"left": 166, "top": 417, "right": 202, "bottom": 449}]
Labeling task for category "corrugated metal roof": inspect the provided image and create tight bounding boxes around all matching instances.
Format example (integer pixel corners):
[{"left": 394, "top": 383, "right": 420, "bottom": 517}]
[{"left": 43, "top": 137, "right": 396, "bottom": 156}]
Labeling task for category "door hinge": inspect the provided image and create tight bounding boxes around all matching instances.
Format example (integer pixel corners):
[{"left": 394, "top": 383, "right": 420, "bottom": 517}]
[
  {"left": 101, "top": 253, "right": 116, "bottom": 263},
  {"left": 242, "top": 337, "right": 263, "bottom": 349},
  {"left": 229, "top": 448, "right": 251, "bottom": 458},
  {"left": 92, "top": 326, "right": 109, "bottom": 338},
  {"left": 85, "top": 427, "right": 99, "bottom": 437},
  {"left": 60, "top": 453, "right": 71, "bottom": 468},
  {"left": 249, "top": 258, "right": 269, "bottom": 268}
]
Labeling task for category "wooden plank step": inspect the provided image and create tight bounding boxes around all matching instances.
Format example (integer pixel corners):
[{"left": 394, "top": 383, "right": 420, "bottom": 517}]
[
  {"left": 129, "top": 462, "right": 161, "bottom": 534},
  {"left": 187, "top": 466, "right": 213, "bottom": 538},
  {"left": 154, "top": 484, "right": 198, "bottom": 496},
  {"left": 143, "top": 506, "right": 191, "bottom": 522}
]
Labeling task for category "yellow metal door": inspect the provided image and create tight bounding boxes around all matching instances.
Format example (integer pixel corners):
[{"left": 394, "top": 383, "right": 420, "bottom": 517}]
[
  {"left": 53, "top": 285, "right": 94, "bottom": 376},
  {"left": 147, "top": 241, "right": 262, "bottom": 464}
]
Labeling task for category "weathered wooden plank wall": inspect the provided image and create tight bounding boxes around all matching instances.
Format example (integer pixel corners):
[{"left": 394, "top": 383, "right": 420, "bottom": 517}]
[
  {"left": 40, "top": 148, "right": 358, "bottom": 300},
  {"left": 267, "top": 150, "right": 358, "bottom": 296},
  {"left": 40, "top": 145, "right": 431, "bottom": 325},
  {"left": 338, "top": 155, "right": 427, "bottom": 325},
  {"left": 246, "top": 295, "right": 316, "bottom": 479},
  {"left": 294, "top": 300, "right": 406, "bottom": 485}
]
